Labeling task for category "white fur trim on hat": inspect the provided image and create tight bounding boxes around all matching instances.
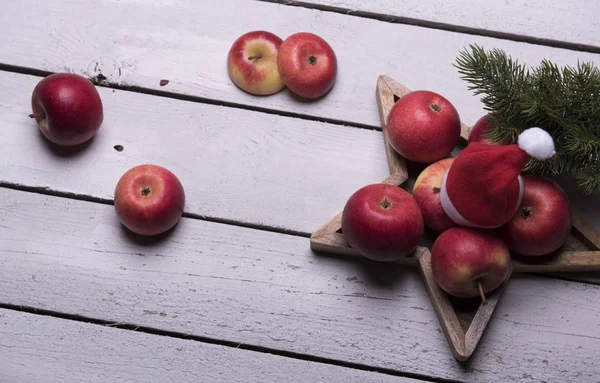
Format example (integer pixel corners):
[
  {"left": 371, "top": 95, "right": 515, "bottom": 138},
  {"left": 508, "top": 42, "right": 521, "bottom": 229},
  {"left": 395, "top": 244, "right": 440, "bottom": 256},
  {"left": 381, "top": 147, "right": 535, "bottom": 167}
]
[
  {"left": 518, "top": 127, "right": 555, "bottom": 160},
  {"left": 440, "top": 170, "right": 524, "bottom": 228}
]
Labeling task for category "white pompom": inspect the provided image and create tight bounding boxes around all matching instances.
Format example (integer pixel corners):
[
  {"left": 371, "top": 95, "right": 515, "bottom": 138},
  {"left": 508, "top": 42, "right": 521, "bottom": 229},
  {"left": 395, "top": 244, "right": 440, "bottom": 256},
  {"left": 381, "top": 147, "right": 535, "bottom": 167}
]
[{"left": 518, "top": 127, "right": 556, "bottom": 160}]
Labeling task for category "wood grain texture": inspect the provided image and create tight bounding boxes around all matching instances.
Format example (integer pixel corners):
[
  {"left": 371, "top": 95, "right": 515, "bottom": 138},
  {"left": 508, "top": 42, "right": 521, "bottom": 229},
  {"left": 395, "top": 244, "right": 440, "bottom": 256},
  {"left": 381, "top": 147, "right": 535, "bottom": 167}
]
[
  {"left": 5, "top": 69, "right": 597, "bottom": 280},
  {"left": 0, "top": 0, "right": 598, "bottom": 129},
  {"left": 556, "top": 175, "right": 600, "bottom": 244},
  {"left": 1, "top": 188, "right": 599, "bottom": 383},
  {"left": 417, "top": 249, "right": 512, "bottom": 361},
  {"left": 417, "top": 250, "right": 467, "bottom": 360},
  {"left": 292, "top": 0, "right": 600, "bottom": 48},
  {"left": 313, "top": 237, "right": 600, "bottom": 275},
  {"left": 0, "top": 309, "right": 415, "bottom": 383},
  {"left": 0, "top": 71, "right": 389, "bottom": 234},
  {"left": 376, "top": 76, "right": 409, "bottom": 175},
  {"left": 513, "top": 251, "right": 600, "bottom": 273}
]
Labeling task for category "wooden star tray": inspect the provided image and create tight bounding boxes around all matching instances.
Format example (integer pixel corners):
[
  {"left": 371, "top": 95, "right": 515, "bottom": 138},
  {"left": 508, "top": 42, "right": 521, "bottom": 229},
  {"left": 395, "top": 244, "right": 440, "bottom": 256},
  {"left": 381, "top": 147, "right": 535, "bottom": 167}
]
[{"left": 310, "top": 75, "right": 600, "bottom": 361}]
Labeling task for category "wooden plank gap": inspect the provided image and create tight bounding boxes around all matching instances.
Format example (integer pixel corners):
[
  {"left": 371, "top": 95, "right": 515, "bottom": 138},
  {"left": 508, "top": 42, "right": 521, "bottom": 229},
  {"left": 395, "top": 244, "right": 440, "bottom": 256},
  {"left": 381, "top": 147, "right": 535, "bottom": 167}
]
[
  {"left": 0, "top": 183, "right": 311, "bottom": 238},
  {"left": 0, "top": 303, "right": 462, "bottom": 383},
  {"left": 0, "top": 62, "right": 378, "bottom": 131},
  {"left": 256, "top": 0, "right": 600, "bottom": 53}
]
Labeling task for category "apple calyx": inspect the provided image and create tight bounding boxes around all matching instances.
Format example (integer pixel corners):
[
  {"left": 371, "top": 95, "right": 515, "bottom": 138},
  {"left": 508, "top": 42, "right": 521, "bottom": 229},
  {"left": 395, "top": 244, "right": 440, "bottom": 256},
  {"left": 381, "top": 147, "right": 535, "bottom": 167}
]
[
  {"left": 429, "top": 103, "right": 442, "bottom": 112},
  {"left": 520, "top": 206, "right": 533, "bottom": 219},
  {"left": 380, "top": 198, "right": 392, "bottom": 210},
  {"left": 307, "top": 55, "right": 317, "bottom": 65},
  {"left": 140, "top": 186, "right": 152, "bottom": 197},
  {"left": 432, "top": 187, "right": 441, "bottom": 194},
  {"left": 477, "top": 279, "right": 487, "bottom": 305}
]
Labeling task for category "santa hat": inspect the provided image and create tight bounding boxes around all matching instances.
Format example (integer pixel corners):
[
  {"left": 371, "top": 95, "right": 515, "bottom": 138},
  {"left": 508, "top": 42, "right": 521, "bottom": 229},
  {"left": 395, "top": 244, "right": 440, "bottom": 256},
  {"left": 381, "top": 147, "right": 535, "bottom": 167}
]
[{"left": 440, "top": 127, "right": 556, "bottom": 228}]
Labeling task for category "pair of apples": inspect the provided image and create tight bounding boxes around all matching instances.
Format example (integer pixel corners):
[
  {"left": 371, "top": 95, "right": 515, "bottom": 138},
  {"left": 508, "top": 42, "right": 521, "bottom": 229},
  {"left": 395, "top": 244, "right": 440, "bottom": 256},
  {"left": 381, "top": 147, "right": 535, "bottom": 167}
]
[
  {"left": 341, "top": 92, "right": 573, "bottom": 301},
  {"left": 227, "top": 30, "right": 337, "bottom": 99},
  {"left": 29, "top": 73, "right": 186, "bottom": 237}
]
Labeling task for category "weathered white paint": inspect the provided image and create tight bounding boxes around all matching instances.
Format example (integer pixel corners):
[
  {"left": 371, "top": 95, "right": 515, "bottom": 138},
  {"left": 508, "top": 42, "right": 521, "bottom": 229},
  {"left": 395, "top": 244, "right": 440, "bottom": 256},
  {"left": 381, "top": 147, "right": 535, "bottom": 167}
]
[
  {"left": 294, "top": 0, "right": 600, "bottom": 48},
  {"left": 4, "top": 70, "right": 600, "bottom": 249},
  {"left": 0, "top": 71, "right": 389, "bottom": 234},
  {"left": 0, "top": 309, "right": 416, "bottom": 383},
  {"left": 1, "top": 189, "right": 598, "bottom": 383},
  {"left": 0, "top": 0, "right": 598, "bottom": 129}
]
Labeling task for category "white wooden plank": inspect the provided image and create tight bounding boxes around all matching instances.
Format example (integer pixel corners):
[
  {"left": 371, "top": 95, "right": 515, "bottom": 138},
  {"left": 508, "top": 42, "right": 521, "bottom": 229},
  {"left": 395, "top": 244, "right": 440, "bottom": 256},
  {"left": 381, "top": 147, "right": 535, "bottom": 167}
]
[
  {"left": 292, "top": 0, "right": 600, "bottom": 48},
  {"left": 0, "top": 71, "right": 389, "bottom": 234},
  {"left": 0, "top": 309, "right": 415, "bottom": 383},
  {"left": 2, "top": 70, "right": 600, "bottom": 283},
  {"left": 1, "top": 188, "right": 599, "bottom": 383},
  {"left": 0, "top": 0, "right": 598, "bottom": 129}
]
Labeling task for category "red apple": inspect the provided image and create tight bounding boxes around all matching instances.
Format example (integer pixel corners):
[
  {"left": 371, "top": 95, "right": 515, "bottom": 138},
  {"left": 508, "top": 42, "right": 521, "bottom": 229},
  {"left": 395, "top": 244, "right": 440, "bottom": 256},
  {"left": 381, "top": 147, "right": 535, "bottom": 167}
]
[
  {"left": 468, "top": 114, "right": 502, "bottom": 145},
  {"left": 227, "top": 31, "right": 286, "bottom": 96},
  {"left": 387, "top": 90, "right": 461, "bottom": 163},
  {"left": 431, "top": 227, "right": 511, "bottom": 300},
  {"left": 341, "top": 184, "right": 424, "bottom": 262},
  {"left": 277, "top": 32, "right": 337, "bottom": 99},
  {"left": 499, "top": 175, "right": 572, "bottom": 256},
  {"left": 30, "top": 73, "right": 103, "bottom": 146},
  {"left": 114, "top": 164, "right": 186, "bottom": 236},
  {"left": 412, "top": 158, "right": 457, "bottom": 233}
]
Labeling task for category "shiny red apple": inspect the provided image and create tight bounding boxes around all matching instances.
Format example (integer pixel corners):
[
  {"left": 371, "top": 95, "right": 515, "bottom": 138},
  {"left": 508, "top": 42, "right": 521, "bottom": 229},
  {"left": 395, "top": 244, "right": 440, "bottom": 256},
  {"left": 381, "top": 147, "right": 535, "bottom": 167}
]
[
  {"left": 387, "top": 90, "right": 461, "bottom": 163},
  {"left": 499, "top": 175, "right": 573, "bottom": 256},
  {"left": 341, "top": 183, "right": 424, "bottom": 262},
  {"left": 30, "top": 73, "right": 104, "bottom": 146},
  {"left": 468, "top": 114, "right": 502, "bottom": 145},
  {"left": 114, "top": 164, "right": 186, "bottom": 236},
  {"left": 431, "top": 227, "right": 511, "bottom": 300},
  {"left": 412, "top": 158, "right": 457, "bottom": 233},
  {"left": 277, "top": 32, "right": 337, "bottom": 99},
  {"left": 227, "top": 31, "right": 286, "bottom": 96}
]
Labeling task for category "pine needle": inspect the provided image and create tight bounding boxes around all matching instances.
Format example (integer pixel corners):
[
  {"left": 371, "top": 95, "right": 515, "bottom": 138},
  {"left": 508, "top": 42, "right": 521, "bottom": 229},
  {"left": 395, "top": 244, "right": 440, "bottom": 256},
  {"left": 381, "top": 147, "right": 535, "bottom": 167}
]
[{"left": 454, "top": 44, "right": 600, "bottom": 194}]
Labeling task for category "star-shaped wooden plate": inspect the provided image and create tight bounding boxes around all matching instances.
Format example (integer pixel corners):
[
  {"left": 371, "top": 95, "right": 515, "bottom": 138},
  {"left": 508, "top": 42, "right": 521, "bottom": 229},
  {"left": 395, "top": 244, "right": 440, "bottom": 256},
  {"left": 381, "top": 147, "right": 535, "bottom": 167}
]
[{"left": 310, "top": 75, "right": 600, "bottom": 361}]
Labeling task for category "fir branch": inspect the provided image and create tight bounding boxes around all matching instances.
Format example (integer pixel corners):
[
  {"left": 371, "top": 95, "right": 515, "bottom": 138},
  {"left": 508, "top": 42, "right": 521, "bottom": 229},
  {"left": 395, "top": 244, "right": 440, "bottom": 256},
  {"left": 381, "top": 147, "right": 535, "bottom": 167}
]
[
  {"left": 577, "top": 166, "right": 600, "bottom": 195},
  {"left": 520, "top": 59, "right": 566, "bottom": 134},
  {"left": 454, "top": 45, "right": 527, "bottom": 121},
  {"left": 454, "top": 44, "right": 600, "bottom": 194}
]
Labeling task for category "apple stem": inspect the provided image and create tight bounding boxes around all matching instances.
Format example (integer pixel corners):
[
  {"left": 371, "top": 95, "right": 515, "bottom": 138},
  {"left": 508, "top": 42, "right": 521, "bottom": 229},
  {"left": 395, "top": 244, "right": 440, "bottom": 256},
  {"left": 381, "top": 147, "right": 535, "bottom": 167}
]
[
  {"left": 478, "top": 280, "right": 487, "bottom": 305},
  {"left": 28, "top": 113, "right": 41, "bottom": 119},
  {"left": 248, "top": 55, "right": 263, "bottom": 61}
]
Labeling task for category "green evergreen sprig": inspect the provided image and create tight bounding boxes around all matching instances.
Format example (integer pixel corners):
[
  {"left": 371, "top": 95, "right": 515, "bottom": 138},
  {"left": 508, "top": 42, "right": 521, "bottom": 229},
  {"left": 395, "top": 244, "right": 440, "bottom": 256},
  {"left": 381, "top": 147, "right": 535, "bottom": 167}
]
[{"left": 454, "top": 44, "right": 600, "bottom": 194}]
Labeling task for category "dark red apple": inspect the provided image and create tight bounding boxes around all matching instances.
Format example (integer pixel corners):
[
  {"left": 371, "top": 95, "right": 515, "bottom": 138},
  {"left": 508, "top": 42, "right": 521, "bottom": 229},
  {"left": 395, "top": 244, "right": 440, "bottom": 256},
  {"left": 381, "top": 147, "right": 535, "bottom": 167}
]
[
  {"left": 114, "top": 164, "right": 186, "bottom": 236},
  {"left": 431, "top": 227, "right": 511, "bottom": 301},
  {"left": 499, "top": 175, "right": 573, "bottom": 256},
  {"left": 412, "top": 158, "right": 457, "bottom": 233},
  {"left": 468, "top": 114, "right": 502, "bottom": 146},
  {"left": 277, "top": 32, "right": 337, "bottom": 99},
  {"left": 341, "top": 183, "right": 424, "bottom": 262},
  {"left": 30, "top": 73, "right": 103, "bottom": 146},
  {"left": 387, "top": 90, "right": 461, "bottom": 163}
]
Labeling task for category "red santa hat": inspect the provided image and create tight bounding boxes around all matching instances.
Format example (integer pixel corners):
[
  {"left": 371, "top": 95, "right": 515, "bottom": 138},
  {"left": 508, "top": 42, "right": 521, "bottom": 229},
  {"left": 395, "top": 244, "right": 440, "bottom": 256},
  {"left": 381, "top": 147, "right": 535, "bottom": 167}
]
[{"left": 440, "top": 127, "right": 556, "bottom": 228}]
